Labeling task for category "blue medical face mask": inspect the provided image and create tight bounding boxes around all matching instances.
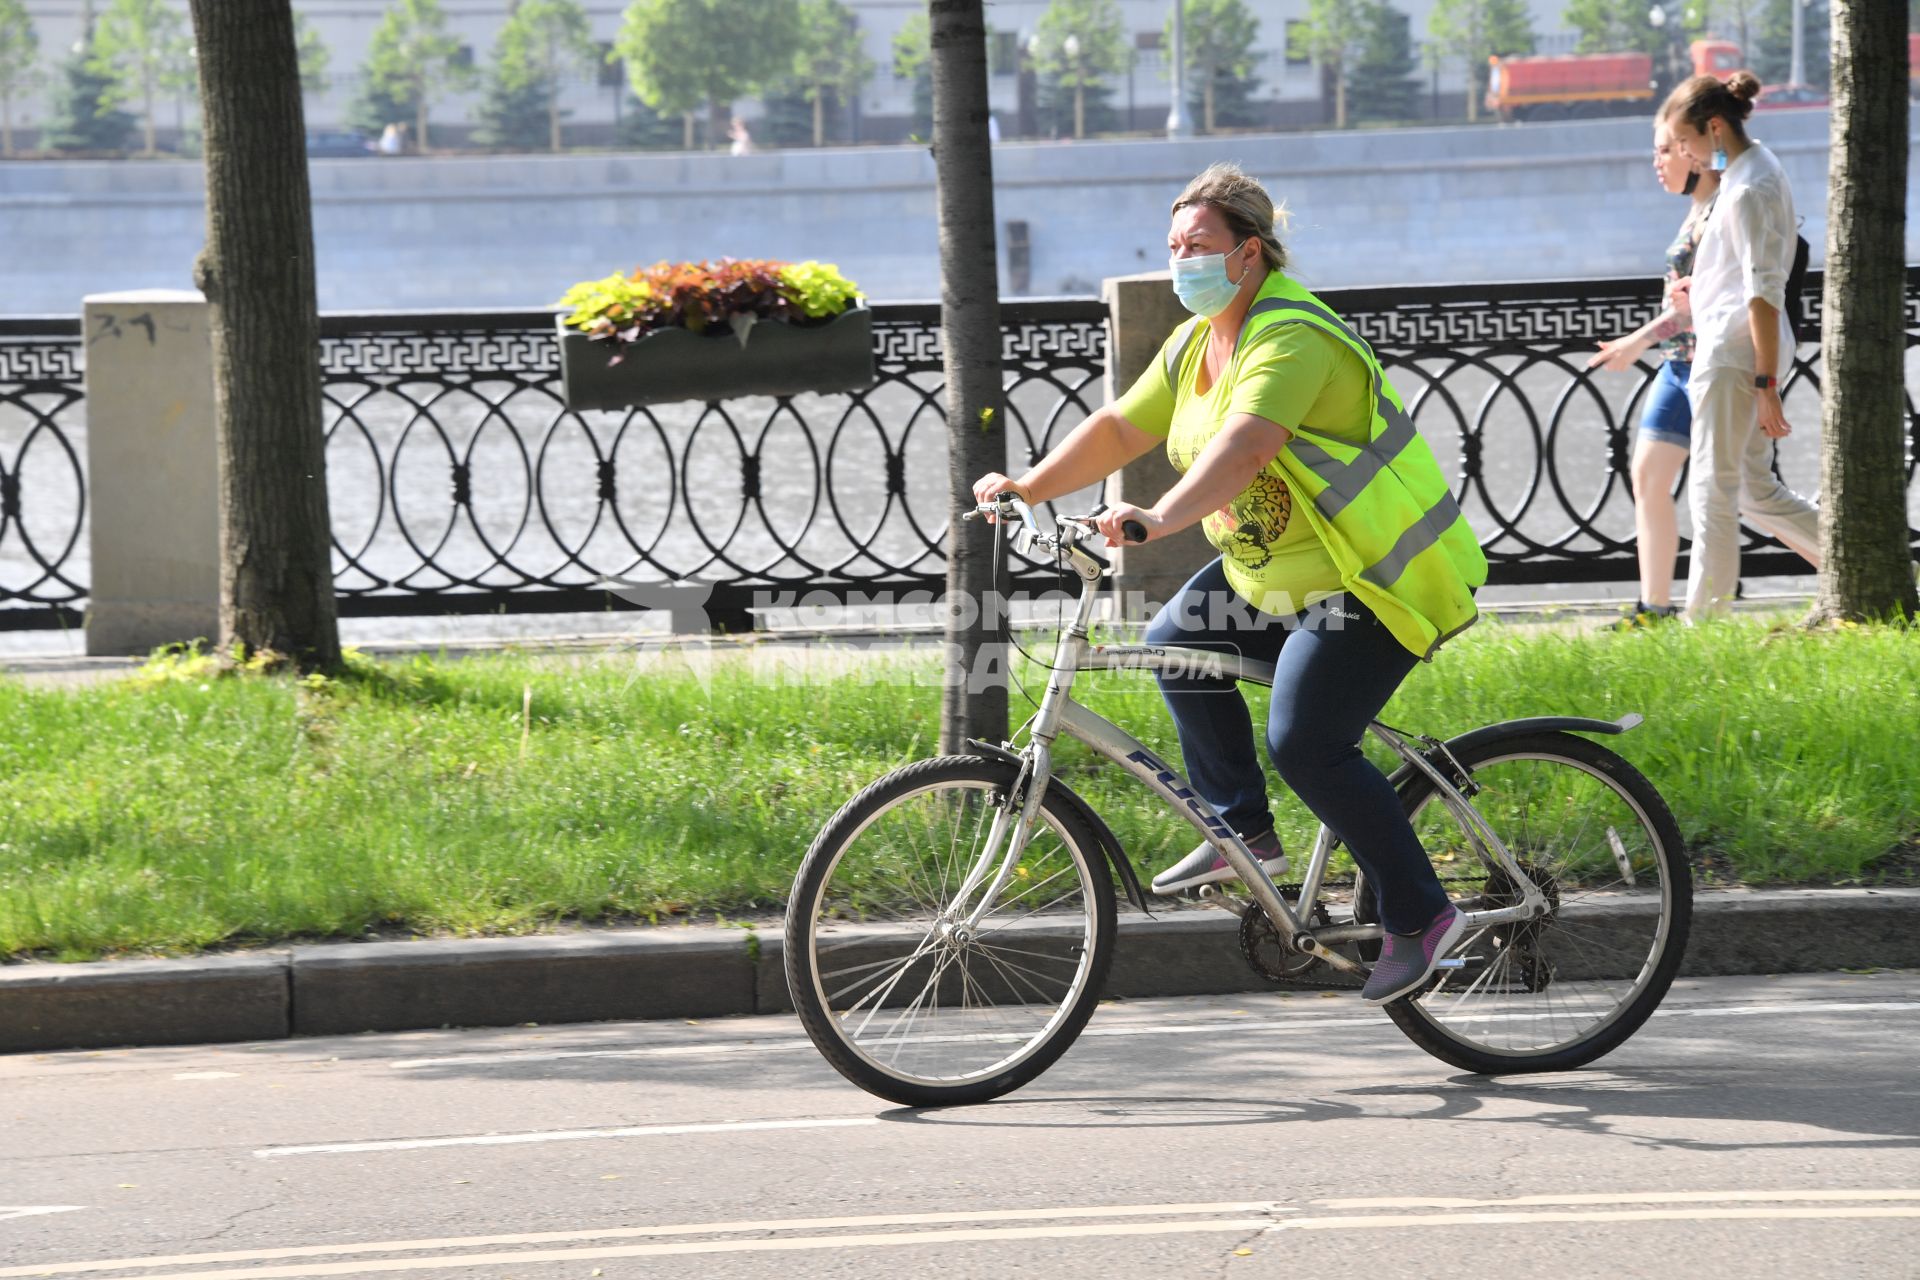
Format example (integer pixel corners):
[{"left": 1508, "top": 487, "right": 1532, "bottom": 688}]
[{"left": 1169, "top": 239, "right": 1250, "bottom": 317}]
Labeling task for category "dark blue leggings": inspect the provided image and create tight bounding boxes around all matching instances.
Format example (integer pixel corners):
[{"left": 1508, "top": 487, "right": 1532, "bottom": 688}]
[{"left": 1142, "top": 557, "right": 1451, "bottom": 934}]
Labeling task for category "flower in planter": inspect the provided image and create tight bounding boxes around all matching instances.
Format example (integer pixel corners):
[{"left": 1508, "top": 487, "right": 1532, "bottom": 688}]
[{"left": 555, "top": 258, "right": 863, "bottom": 365}]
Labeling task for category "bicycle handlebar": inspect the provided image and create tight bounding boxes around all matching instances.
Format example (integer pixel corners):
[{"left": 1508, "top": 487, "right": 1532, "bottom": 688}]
[{"left": 963, "top": 493, "right": 1146, "bottom": 544}]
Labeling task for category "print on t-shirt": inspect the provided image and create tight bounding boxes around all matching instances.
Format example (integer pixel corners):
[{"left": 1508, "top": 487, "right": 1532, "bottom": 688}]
[
  {"left": 1169, "top": 436, "right": 1293, "bottom": 570},
  {"left": 1207, "top": 471, "right": 1292, "bottom": 570}
]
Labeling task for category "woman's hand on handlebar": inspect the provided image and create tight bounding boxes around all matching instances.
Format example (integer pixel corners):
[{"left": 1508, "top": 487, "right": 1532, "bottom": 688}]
[
  {"left": 970, "top": 473, "right": 1030, "bottom": 521},
  {"left": 1093, "top": 503, "right": 1160, "bottom": 547}
]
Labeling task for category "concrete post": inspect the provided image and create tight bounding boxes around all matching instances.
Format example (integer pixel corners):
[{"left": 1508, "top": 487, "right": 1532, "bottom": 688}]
[
  {"left": 81, "top": 290, "right": 220, "bottom": 656},
  {"left": 1100, "top": 270, "right": 1210, "bottom": 622}
]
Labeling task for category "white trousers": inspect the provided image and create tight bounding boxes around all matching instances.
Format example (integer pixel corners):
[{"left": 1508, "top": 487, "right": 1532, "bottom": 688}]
[{"left": 1684, "top": 366, "right": 1821, "bottom": 618}]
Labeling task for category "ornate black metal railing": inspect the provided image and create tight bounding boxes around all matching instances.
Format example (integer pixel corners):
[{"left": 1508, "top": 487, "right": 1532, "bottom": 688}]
[
  {"left": 0, "top": 316, "right": 86, "bottom": 630},
  {"left": 1324, "top": 269, "right": 1920, "bottom": 585},
  {"left": 4, "top": 276, "right": 1916, "bottom": 631},
  {"left": 314, "top": 299, "right": 1106, "bottom": 628}
]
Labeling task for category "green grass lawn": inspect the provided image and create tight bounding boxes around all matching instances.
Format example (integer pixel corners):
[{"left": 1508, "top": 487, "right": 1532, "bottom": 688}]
[{"left": 1, "top": 615, "right": 1915, "bottom": 960}]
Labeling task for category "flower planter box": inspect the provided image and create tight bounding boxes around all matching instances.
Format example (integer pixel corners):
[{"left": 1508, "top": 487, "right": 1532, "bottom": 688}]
[{"left": 555, "top": 304, "right": 875, "bottom": 412}]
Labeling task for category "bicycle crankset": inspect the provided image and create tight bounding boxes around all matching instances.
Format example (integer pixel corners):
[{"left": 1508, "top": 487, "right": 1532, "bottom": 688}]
[{"left": 1238, "top": 897, "right": 1335, "bottom": 983}]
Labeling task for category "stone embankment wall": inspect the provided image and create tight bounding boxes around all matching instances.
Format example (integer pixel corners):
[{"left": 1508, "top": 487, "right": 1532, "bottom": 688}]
[{"left": 6, "top": 109, "right": 1907, "bottom": 315}]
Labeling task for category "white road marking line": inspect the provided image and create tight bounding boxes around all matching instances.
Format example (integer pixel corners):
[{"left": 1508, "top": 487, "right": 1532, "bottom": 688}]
[
  {"left": 1319, "top": 1189, "right": 1920, "bottom": 1209},
  {"left": 0, "top": 1203, "right": 1284, "bottom": 1276},
  {"left": 252, "top": 1116, "right": 879, "bottom": 1158},
  {"left": 22, "top": 1207, "right": 1920, "bottom": 1280},
  {"left": 1281, "top": 1206, "right": 1920, "bottom": 1232},
  {"left": 8, "top": 1220, "right": 1282, "bottom": 1280},
  {"left": 0, "top": 1206, "right": 84, "bottom": 1223},
  {"left": 383, "top": 999, "right": 1920, "bottom": 1071},
  {"left": 388, "top": 1039, "right": 823, "bottom": 1069},
  {"left": 173, "top": 1071, "right": 240, "bottom": 1080},
  {"left": 1672, "top": 1001, "right": 1920, "bottom": 1018}
]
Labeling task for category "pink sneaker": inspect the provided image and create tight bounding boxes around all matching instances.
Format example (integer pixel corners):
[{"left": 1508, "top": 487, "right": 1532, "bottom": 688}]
[
  {"left": 1150, "top": 829, "right": 1287, "bottom": 895},
  {"left": 1362, "top": 903, "right": 1465, "bottom": 1004}
]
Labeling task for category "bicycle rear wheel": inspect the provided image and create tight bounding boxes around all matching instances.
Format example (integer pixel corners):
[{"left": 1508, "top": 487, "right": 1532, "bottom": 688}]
[
  {"left": 785, "top": 755, "right": 1117, "bottom": 1107},
  {"left": 1384, "top": 731, "right": 1691, "bottom": 1073}
]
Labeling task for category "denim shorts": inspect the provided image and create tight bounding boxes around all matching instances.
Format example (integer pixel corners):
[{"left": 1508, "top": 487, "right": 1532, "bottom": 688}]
[{"left": 1639, "top": 359, "right": 1692, "bottom": 448}]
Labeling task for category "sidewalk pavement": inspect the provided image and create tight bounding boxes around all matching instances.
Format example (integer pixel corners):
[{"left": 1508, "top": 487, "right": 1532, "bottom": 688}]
[
  {"left": 3, "top": 888, "right": 1914, "bottom": 1054},
  {"left": 0, "top": 593, "right": 1820, "bottom": 690}
]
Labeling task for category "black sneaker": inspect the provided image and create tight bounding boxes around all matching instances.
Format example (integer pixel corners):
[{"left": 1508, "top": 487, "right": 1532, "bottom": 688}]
[{"left": 1611, "top": 601, "right": 1678, "bottom": 632}]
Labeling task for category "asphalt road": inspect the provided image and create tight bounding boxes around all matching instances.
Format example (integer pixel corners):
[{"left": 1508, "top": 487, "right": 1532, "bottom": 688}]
[{"left": 3, "top": 972, "right": 1916, "bottom": 1280}]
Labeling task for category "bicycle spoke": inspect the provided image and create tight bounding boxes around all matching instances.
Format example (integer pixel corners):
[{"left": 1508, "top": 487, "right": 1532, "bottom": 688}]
[
  {"left": 1406, "top": 744, "right": 1682, "bottom": 1060},
  {"left": 795, "top": 768, "right": 1110, "bottom": 1093}
]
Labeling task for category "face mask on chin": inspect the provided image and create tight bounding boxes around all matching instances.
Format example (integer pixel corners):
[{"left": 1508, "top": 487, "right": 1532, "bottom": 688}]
[{"left": 1169, "top": 239, "right": 1250, "bottom": 318}]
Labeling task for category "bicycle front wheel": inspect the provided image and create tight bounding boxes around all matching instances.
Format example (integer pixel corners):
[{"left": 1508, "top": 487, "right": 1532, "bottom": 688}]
[
  {"left": 1385, "top": 731, "right": 1691, "bottom": 1074},
  {"left": 785, "top": 755, "right": 1117, "bottom": 1107}
]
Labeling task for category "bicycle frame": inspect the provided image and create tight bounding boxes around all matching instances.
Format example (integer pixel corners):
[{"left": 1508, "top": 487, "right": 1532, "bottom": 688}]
[{"left": 953, "top": 500, "right": 1550, "bottom": 979}]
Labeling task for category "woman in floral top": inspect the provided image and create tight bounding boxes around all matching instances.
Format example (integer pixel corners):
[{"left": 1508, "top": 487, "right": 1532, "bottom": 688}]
[{"left": 1589, "top": 116, "right": 1720, "bottom": 623}]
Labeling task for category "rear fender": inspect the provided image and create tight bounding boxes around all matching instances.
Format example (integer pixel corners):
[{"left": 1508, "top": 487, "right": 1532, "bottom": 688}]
[{"left": 1385, "top": 714, "right": 1643, "bottom": 793}]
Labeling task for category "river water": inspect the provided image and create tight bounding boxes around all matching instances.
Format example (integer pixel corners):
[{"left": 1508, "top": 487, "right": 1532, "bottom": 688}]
[{"left": 3, "top": 332, "right": 1911, "bottom": 659}]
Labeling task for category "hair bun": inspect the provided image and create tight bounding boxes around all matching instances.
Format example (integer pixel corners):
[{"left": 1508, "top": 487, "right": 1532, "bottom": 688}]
[{"left": 1726, "top": 70, "right": 1761, "bottom": 112}]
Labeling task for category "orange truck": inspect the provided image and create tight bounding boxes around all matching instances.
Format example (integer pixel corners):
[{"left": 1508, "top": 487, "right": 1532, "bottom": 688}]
[{"left": 1487, "top": 39, "right": 1744, "bottom": 122}]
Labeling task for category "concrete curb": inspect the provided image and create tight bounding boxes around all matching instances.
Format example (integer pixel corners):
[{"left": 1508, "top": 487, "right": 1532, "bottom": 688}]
[
  {"left": 0, "top": 953, "right": 288, "bottom": 1052},
  {"left": 3, "top": 887, "right": 1916, "bottom": 1054}
]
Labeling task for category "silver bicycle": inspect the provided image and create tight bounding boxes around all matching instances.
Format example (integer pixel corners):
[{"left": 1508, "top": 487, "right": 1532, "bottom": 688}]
[{"left": 785, "top": 495, "right": 1691, "bottom": 1107}]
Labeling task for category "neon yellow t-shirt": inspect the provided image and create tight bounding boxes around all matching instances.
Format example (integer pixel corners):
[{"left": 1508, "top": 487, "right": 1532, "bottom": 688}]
[{"left": 1114, "top": 319, "right": 1374, "bottom": 615}]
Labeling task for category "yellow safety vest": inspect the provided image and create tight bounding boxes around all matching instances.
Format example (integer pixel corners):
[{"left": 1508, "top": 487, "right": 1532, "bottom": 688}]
[{"left": 1164, "top": 273, "right": 1487, "bottom": 659}]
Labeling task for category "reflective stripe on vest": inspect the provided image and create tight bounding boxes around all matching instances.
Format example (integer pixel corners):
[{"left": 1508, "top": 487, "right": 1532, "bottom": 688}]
[
  {"left": 1238, "top": 298, "right": 1428, "bottom": 526},
  {"left": 1163, "top": 317, "right": 1202, "bottom": 382},
  {"left": 1358, "top": 490, "right": 1469, "bottom": 589}
]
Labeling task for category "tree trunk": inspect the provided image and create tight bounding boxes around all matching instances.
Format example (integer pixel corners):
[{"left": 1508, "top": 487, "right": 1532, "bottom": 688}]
[
  {"left": 186, "top": 0, "right": 341, "bottom": 672},
  {"left": 812, "top": 90, "right": 824, "bottom": 147},
  {"left": 416, "top": 85, "right": 429, "bottom": 151},
  {"left": 2, "top": 96, "right": 12, "bottom": 157},
  {"left": 682, "top": 110, "right": 693, "bottom": 150},
  {"left": 929, "top": 0, "right": 1007, "bottom": 753},
  {"left": 1465, "top": 57, "right": 1479, "bottom": 122},
  {"left": 1203, "top": 76, "right": 1214, "bottom": 133},
  {"left": 1809, "top": 0, "right": 1916, "bottom": 623},
  {"left": 1334, "top": 61, "right": 1347, "bottom": 128},
  {"left": 143, "top": 72, "right": 155, "bottom": 155},
  {"left": 709, "top": 95, "right": 729, "bottom": 150}
]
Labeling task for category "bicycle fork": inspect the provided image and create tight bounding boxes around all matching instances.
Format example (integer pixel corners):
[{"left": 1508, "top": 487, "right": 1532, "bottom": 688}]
[{"left": 944, "top": 741, "right": 1055, "bottom": 932}]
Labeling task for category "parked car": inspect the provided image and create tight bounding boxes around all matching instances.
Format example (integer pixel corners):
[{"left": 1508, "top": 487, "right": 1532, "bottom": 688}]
[{"left": 304, "top": 130, "right": 376, "bottom": 158}]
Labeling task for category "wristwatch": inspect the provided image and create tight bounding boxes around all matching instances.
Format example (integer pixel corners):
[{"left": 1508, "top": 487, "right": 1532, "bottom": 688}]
[{"left": 1753, "top": 374, "right": 1778, "bottom": 390}]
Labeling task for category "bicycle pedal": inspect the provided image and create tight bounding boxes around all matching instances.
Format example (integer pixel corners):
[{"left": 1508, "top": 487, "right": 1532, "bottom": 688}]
[{"left": 1434, "top": 958, "right": 1467, "bottom": 969}]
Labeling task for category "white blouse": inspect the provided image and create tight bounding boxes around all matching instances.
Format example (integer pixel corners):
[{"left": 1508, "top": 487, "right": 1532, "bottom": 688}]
[{"left": 1686, "top": 141, "right": 1799, "bottom": 380}]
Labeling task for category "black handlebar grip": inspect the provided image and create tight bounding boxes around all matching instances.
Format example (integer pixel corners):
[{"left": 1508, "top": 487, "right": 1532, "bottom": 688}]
[{"left": 1121, "top": 520, "right": 1147, "bottom": 543}]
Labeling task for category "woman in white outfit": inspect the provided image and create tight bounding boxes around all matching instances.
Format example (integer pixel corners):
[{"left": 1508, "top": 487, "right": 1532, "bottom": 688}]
[
  {"left": 1588, "top": 115, "right": 1719, "bottom": 623},
  {"left": 1660, "top": 70, "right": 1820, "bottom": 618}
]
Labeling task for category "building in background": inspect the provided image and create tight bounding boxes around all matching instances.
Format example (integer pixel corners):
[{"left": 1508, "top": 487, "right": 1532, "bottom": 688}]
[{"left": 12, "top": 0, "right": 1596, "bottom": 150}]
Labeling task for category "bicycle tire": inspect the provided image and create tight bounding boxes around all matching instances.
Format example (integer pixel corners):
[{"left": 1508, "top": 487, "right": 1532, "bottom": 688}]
[
  {"left": 785, "top": 754, "right": 1117, "bottom": 1107},
  {"left": 1384, "top": 731, "right": 1692, "bottom": 1074}
]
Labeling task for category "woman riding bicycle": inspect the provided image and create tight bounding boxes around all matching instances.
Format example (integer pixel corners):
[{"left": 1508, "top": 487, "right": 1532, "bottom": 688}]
[{"left": 972, "top": 163, "right": 1487, "bottom": 1004}]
